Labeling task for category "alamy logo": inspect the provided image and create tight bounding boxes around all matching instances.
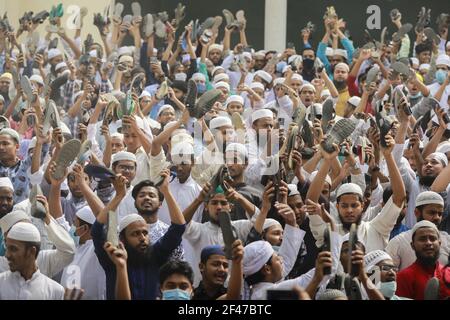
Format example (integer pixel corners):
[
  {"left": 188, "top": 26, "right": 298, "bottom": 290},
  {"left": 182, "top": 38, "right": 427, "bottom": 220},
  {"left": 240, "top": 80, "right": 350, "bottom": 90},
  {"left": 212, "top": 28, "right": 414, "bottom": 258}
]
[{"left": 366, "top": 5, "right": 381, "bottom": 30}]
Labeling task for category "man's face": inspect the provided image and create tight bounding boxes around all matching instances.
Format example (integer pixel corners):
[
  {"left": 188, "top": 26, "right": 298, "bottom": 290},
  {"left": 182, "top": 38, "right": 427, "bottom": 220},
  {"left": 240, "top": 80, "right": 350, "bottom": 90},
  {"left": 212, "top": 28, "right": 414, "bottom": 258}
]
[
  {"left": 0, "top": 78, "right": 10, "bottom": 93},
  {"left": 215, "top": 125, "right": 235, "bottom": 146},
  {"left": 290, "top": 79, "right": 302, "bottom": 92},
  {"left": 303, "top": 49, "right": 315, "bottom": 60},
  {"left": 264, "top": 225, "right": 283, "bottom": 246},
  {"left": 300, "top": 88, "right": 315, "bottom": 107},
  {"left": 253, "top": 117, "right": 274, "bottom": 131},
  {"left": 208, "top": 49, "right": 222, "bottom": 65},
  {"left": 123, "top": 128, "right": 142, "bottom": 152},
  {"left": 377, "top": 259, "right": 397, "bottom": 283},
  {"left": 254, "top": 56, "right": 266, "bottom": 70},
  {"left": 207, "top": 194, "right": 230, "bottom": 223},
  {"left": 158, "top": 109, "right": 176, "bottom": 125},
  {"left": 5, "top": 238, "right": 35, "bottom": 273},
  {"left": 124, "top": 221, "right": 149, "bottom": 254},
  {"left": 337, "top": 194, "right": 363, "bottom": 226},
  {"left": 0, "top": 187, "right": 13, "bottom": 218},
  {"left": 418, "top": 51, "right": 431, "bottom": 64},
  {"left": 227, "top": 103, "right": 243, "bottom": 116},
  {"left": 200, "top": 255, "right": 228, "bottom": 286},
  {"left": 266, "top": 253, "right": 283, "bottom": 282},
  {"left": 407, "top": 80, "right": 419, "bottom": 95},
  {"left": 50, "top": 55, "right": 63, "bottom": 67},
  {"left": 0, "top": 135, "right": 18, "bottom": 162},
  {"left": 411, "top": 227, "right": 441, "bottom": 265},
  {"left": 287, "top": 195, "right": 305, "bottom": 226},
  {"left": 422, "top": 156, "right": 444, "bottom": 177},
  {"left": 135, "top": 186, "right": 160, "bottom": 215},
  {"left": 175, "top": 161, "right": 193, "bottom": 184},
  {"left": 173, "top": 88, "right": 185, "bottom": 101},
  {"left": 417, "top": 204, "right": 444, "bottom": 226},
  {"left": 113, "top": 160, "right": 136, "bottom": 183},
  {"left": 67, "top": 172, "right": 89, "bottom": 198},
  {"left": 334, "top": 67, "right": 349, "bottom": 82},
  {"left": 161, "top": 273, "right": 193, "bottom": 294},
  {"left": 218, "top": 88, "right": 229, "bottom": 103},
  {"left": 339, "top": 241, "right": 365, "bottom": 273},
  {"left": 330, "top": 55, "right": 344, "bottom": 68},
  {"left": 226, "top": 153, "right": 247, "bottom": 179},
  {"left": 111, "top": 137, "right": 125, "bottom": 154}
]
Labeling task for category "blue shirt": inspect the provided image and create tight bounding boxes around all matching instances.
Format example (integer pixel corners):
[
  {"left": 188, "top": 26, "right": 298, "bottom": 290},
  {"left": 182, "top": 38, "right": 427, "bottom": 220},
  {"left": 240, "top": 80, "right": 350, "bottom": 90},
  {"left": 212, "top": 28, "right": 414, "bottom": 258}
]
[
  {"left": 390, "top": 223, "right": 410, "bottom": 240},
  {"left": 91, "top": 220, "right": 186, "bottom": 300}
]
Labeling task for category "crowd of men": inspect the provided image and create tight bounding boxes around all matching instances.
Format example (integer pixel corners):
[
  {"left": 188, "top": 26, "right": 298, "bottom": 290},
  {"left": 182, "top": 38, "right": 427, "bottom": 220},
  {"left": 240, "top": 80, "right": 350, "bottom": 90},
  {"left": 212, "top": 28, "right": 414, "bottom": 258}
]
[{"left": 0, "top": 2, "right": 449, "bottom": 300}]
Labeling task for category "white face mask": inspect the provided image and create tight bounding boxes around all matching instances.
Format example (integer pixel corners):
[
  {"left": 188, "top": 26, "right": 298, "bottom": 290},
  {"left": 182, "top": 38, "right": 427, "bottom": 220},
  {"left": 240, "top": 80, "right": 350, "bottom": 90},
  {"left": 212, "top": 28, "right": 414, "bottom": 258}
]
[
  {"left": 174, "top": 72, "right": 187, "bottom": 82},
  {"left": 378, "top": 281, "right": 397, "bottom": 298}
]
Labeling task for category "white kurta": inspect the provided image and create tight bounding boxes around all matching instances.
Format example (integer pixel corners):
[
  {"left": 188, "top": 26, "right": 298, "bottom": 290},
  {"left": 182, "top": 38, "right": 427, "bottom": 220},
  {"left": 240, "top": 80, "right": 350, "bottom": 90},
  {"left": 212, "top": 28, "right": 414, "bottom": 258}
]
[
  {"left": 60, "top": 240, "right": 106, "bottom": 300},
  {"left": 385, "top": 229, "right": 450, "bottom": 270},
  {"left": 0, "top": 270, "right": 64, "bottom": 300},
  {"left": 117, "top": 188, "right": 137, "bottom": 222},
  {"left": 0, "top": 217, "right": 76, "bottom": 277},
  {"left": 132, "top": 147, "right": 151, "bottom": 185}
]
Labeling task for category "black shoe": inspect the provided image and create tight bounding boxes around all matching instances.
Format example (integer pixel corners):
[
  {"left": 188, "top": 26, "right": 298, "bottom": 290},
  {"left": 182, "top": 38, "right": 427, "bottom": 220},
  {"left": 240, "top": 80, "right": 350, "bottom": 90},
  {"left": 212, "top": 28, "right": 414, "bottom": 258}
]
[
  {"left": 48, "top": 37, "right": 58, "bottom": 49},
  {"left": 321, "top": 99, "right": 335, "bottom": 134},
  {"left": 194, "top": 89, "right": 221, "bottom": 119},
  {"left": 424, "top": 277, "right": 440, "bottom": 300},
  {"left": 32, "top": 10, "right": 49, "bottom": 24},
  {"left": 344, "top": 275, "right": 362, "bottom": 300},
  {"left": 184, "top": 79, "right": 197, "bottom": 115},
  {"left": 376, "top": 113, "right": 392, "bottom": 148},
  {"left": 392, "top": 23, "right": 412, "bottom": 43},
  {"left": 30, "top": 185, "right": 47, "bottom": 220},
  {"left": 301, "top": 119, "right": 314, "bottom": 148}
]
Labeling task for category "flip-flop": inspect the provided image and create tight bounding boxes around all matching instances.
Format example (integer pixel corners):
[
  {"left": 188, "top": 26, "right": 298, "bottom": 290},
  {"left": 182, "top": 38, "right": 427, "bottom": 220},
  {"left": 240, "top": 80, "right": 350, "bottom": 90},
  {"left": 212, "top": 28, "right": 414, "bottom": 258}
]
[
  {"left": 211, "top": 16, "right": 223, "bottom": 35},
  {"left": 122, "top": 14, "right": 132, "bottom": 25},
  {"left": 391, "top": 61, "right": 410, "bottom": 78},
  {"left": 424, "top": 277, "right": 440, "bottom": 300},
  {"left": 436, "top": 13, "right": 450, "bottom": 32},
  {"left": 302, "top": 119, "right": 314, "bottom": 148},
  {"left": 194, "top": 89, "right": 222, "bottom": 119},
  {"left": 20, "top": 75, "right": 35, "bottom": 103},
  {"left": 375, "top": 113, "right": 392, "bottom": 148},
  {"left": 77, "top": 140, "right": 92, "bottom": 164},
  {"left": 84, "top": 164, "right": 116, "bottom": 181},
  {"left": 52, "top": 139, "right": 81, "bottom": 181},
  {"left": 114, "top": 2, "right": 124, "bottom": 20},
  {"left": 155, "top": 80, "right": 169, "bottom": 100},
  {"left": 365, "top": 64, "right": 380, "bottom": 90},
  {"left": 423, "top": 27, "right": 440, "bottom": 45},
  {"left": 392, "top": 23, "right": 412, "bottom": 42},
  {"left": 321, "top": 99, "right": 335, "bottom": 133},
  {"left": 390, "top": 9, "right": 401, "bottom": 21},
  {"left": 30, "top": 185, "right": 47, "bottom": 220},
  {"left": 32, "top": 10, "right": 49, "bottom": 24},
  {"left": 344, "top": 275, "right": 363, "bottom": 300},
  {"left": 235, "top": 10, "right": 246, "bottom": 30},
  {"left": 42, "top": 99, "right": 61, "bottom": 135},
  {"left": 223, "top": 9, "right": 237, "bottom": 29},
  {"left": 184, "top": 79, "right": 197, "bottom": 114},
  {"left": 174, "top": 3, "right": 186, "bottom": 28},
  {"left": 286, "top": 125, "right": 299, "bottom": 169},
  {"left": 322, "top": 118, "right": 357, "bottom": 153},
  {"left": 198, "top": 17, "right": 215, "bottom": 38},
  {"left": 131, "top": 2, "right": 141, "bottom": 18},
  {"left": 142, "top": 13, "right": 154, "bottom": 38},
  {"left": 48, "top": 37, "right": 58, "bottom": 49},
  {"left": 154, "top": 18, "right": 167, "bottom": 39}
]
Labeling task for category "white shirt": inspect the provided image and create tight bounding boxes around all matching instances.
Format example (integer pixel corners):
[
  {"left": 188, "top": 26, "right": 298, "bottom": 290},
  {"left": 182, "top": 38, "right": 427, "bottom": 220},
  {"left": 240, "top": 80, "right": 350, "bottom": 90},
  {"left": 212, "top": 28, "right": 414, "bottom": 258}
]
[
  {"left": 0, "top": 270, "right": 64, "bottom": 300},
  {"left": 310, "top": 197, "right": 402, "bottom": 252},
  {"left": 60, "top": 240, "right": 106, "bottom": 300},
  {"left": 385, "top": 229, "right": 450, "bottom": 270},
  {"left": 117, "top": 188, "right": 136, "bottom": 222},
  {"left": 132, "top": 147, "right": 151, "bottom": 185}
]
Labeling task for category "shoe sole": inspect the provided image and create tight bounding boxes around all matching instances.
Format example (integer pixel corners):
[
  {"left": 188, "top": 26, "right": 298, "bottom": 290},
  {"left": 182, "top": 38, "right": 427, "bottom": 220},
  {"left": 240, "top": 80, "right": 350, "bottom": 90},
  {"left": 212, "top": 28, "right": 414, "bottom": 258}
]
[
  {"left": 195, "top": 89, "right": 222, "bottom": 118},
  {"left": 114, "top": 3, "right": 124, "bottom": 18},
  {"left": 52, "top": 139, "right": 81, "bottom": 181},
  {"left": 185, "top": 79, "right": 197, "bottom": 113},
  {"left": 143, "top": 14, "right": 154, "bottom": 37},
  {"left": 376, "top": 113, "right": 392, "bottom": 148},
  {"left": 155, "top": 81, "right": 168, "bottom": 100},
  {"left": 30, "top": 185, "right": 47, "bottom": 219},
  {"left": 302, "top": 119, "right": 314, "bottom": 147},
  {"left": 77, "top": 140, "right": 92, "bottom": 164},
  {"left": 392, "top": 23, "right": 412, "bottom": 42},
  {"left": 154, "top": 20, "right": 166, "bottom": 38},
  {"left": 131, "top": 2, "right": 141, "bottom": 18},
  {"left": 366, "top": 64, "right": 380, "bottom": 88},
  {"left": 321, "top": 99, "right": 335, "bottom": 133},
  {"left": 20, "top": 75, "right": 35, "bottom": 103},
  {"left": 323, "top": 118, "right": 356, "bottom": 153},
  {"left": 423, "top": 27, "right": 440, "bottom": 45},
  {"left": 424, "top": 277, "right": 440, "bottom": 300},
  {"left": 222, "top": 9, "right": 234, "bottom": 27}
]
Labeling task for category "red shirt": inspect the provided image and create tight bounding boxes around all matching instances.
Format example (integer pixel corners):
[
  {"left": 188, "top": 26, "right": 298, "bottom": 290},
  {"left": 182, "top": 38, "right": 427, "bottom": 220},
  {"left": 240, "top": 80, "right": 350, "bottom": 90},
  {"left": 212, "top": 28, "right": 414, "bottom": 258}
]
[{"left": 396, "top": 261, "right": 450, "bottom": 300}]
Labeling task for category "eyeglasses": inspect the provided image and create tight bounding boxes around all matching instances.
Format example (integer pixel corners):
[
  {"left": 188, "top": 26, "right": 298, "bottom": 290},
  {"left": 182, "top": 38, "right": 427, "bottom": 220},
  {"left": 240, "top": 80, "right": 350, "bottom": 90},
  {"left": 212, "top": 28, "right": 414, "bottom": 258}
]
[
  {"left": 117, "top": 164, "right": 136, "bottom": 172},
  {"left": 379, "top": 265, "right": 398, "bottom": 272}
]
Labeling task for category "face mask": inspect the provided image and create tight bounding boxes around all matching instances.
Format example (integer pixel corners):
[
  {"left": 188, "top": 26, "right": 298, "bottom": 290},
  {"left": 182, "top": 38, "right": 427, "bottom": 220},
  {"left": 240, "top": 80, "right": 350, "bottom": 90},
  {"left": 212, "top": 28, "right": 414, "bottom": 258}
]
[
  {"left": 378, "top": 281, "right": 397, "bottom": 298},
  {"left": 69, "top": 226, "right": 80, "bottom": 247},
  {"left": 182, "top": 54, "right": 191, "bottom": 65},
  {"left": 174, "top": 72, "right": 187, "bottom": 82},
  {"left": 409, "top": 92, "right": 422, "bottom": 99},
  {"left": 276, "top": 61, "right": 287, "bottom": 73},
  {"left": 435, "top": 69, "right": 447, "bottom": 85},
  {"left": 303, "top": 58, "right": 314, "bottom": 70},
  {"left": 162, "top": 289, "right": 191, "bottom": 300},
  {"left": 197, "top": 83, "right": 206, "bottom": 94}
]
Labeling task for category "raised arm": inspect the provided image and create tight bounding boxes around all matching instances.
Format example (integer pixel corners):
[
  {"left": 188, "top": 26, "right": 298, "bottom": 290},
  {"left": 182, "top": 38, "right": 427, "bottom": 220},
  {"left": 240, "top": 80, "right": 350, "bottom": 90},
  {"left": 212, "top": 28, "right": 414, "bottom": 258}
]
[
  {"left": 382, "top": 135, "right": 406, "bottom": 207},
  {"left": 159, "top": 169, "right": 185, "bottom": 225}
]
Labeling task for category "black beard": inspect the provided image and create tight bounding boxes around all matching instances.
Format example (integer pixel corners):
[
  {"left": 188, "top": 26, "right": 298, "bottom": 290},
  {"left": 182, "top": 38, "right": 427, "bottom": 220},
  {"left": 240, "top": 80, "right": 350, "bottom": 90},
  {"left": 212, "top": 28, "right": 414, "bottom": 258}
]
[
  {"left": 137, "top": 207, "right": 158, "bottom": 217},
  {"left": 124, "top": 242, "right": 146, "bottom": 266},
  {"left": 416, "top": 254, "right": 439, "bottom": 267},
  {"left": 340, "top": 214, "right": 363, "bottom": 232},
  {"left": 333, "top": 80, "right": 347, "bottom": 91},
  {"left": 419, "top": 175, "right": 436, "bottom": 187}
]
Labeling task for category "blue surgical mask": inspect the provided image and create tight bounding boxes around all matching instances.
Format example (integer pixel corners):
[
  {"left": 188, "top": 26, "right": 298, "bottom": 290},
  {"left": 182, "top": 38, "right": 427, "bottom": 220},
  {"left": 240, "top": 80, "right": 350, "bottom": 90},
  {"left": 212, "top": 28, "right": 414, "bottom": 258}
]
[
  {"left": 378, "top": 281, "right": 397, "bottom": 299},
  {"left": 69, "top": 225, "right": 80, "bottom": 247},
  {"left": 409, "top": 92, "right": 422, "bottom": 99},
  {"left": 197, "top": 83, "right": 206, "bottom": 94},
  {"left": 435, "top": 69, "right": 447, "bottom": 85},
  {"left": 162, "top": 289, "right": 191, "bottom": 300},
  {"left": 276, "top": 61, "right": 287, "bottom": 73}
]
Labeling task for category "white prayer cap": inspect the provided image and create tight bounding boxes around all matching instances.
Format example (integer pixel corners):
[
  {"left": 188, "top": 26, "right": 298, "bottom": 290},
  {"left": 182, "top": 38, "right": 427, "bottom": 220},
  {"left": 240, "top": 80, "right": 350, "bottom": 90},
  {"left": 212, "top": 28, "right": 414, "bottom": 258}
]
[
  {"left": 317, "top": 289, "right": 348, "bottom": 300},
  {"left": 213, "top": 73, "right": 229, "bottom": 84},
  {"left": 410, "top": 57, "right": 419, "bottom": 68},
  {"left": 309, "top": 170, "right": 332, "bottom": 186},
  {"left": 192, "top": 72, "right": 206, "bottom": 82},
  {"left": 208, "top": 44, "right": 223, "bottom": 53},
  {"left": 252, "top": 109, "right": 273, "bottom": 123},
  {"left": 134, "top": 116, "right": 145, "bottom": 130},
  {"left": 117, "top": 46, "right": 133, "bottom": 57},
  {"left": 243, "top": 240, "right": 274, "bottom": 277},
  {"left": 226, "top": 143, "right": 248, "bottom": 158},
  {"left": 48, "top": 48, "right": 62, "bottom": 60},
  {"left": 254, "top": 50, "right": 266, "bottom": 58},
  {"left": 429, "top": 152, "right": 448, "bottom": 166},
  {"left": 225, "top": 95, "right": 244, "bottom": 107},
  {"left": 250, "top": 82, "right": 265, "bottom": 91},
  {"left": 119, "top": 55, "right": 133, "bottom": 64},
  {"left": 7, "top": 222, "right": 40, "bottom": 243},
  {"left": 415, "top": 191, "right": 444, "bottom": 208},
  {"left": 291, "top": 73, "right": 303, "bottom": 82},
  {"left": 171, "top": 142, "right": 194, "bottom": 157},
  {"left": 29, "top": 75, "right": 44, "bottom": 86},
  {"left": 111, "top": 132, "right": 124, "bottom": 140},
  {"left": 0, "top": 210, "right": 31, "bottom": 234},
  {"left": 263, "top": 218, "right": 282, "bottom": 231},
  {"left": 55, "top": 62, "right": 67, "bottom": 71},
  {"left": 171, "top": 132, "right": 194, "bottom": 146},
  {"left": 242, "top": 52, "right": 252, "bottom": 61},
  {"left": 0, "top": 177, "right": 13, "bottom": 191},
  {"left": 211, "top": 66, "right": 225, "bottom": 77},
  {"left": 335, "top": 62, "right": 349, "bottom": 73},
  {"left": 112, "top": 151, "right": 137, "bottom": 164},
  {"left": 321, "top": 89, "right": 331, "bottom": 98},
  {"left": 419, "top": 63, "right": 430, "bottom": 71},
  {"left": 348, "top": 96, "right": 361, "bottom": 108},
  {"left": 139, "top": 90, "right": 152, "bottom": 99},
  {"left": 89, "top": 49, "right": 98, "bottom": 58},
  {"left": 157, "top": 104, "right": 175, "bottom": 117},
  {"left": 299, "top": 83, "right": 316, "bottom": 92},
  {"left": 364, "top": 250, "right": 392, "bottom": 271},
  {"left": 411, "top": 220, "right": 440, "bottom": 238},
  {"left": 75, "top": 206, "right": 96, "bottom": 225},
  {"left": 287, "top": 184, "right": 300, "bottom": 197},
  {"left": 214, "top": 81, "right": 230, "bottom": 92},
  {"left": 119, "top": 213, "right": 145, "bottom": 232},
  {"left": 288, "top": 55, "right": 302, "bottom": 64},
  {"left": 273, "top": 77, "right": 285, "bottom": 86},
  {"left": 325, "top": 47, "right": 334, "bottom": 56},
  {"left": 0, "top": 128, "right": 20, "bottom": 143},
  {"left": 436, "top": 54, "right": 450, "bottom": 67},
  {"left": 437, "top": 142, "right": 450, "bottom": 154},
  {"left": 333, "top": 49, "right": 348, "bottom": 60},
  {"left": 336, "top": 183, "right": 363, "bottom": 198},
  {"left": 209, "top": 116, "right": 232, "bottom": 130},
  {"left": 254, "top": 70, "right": 272, "bottom": 84}
]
